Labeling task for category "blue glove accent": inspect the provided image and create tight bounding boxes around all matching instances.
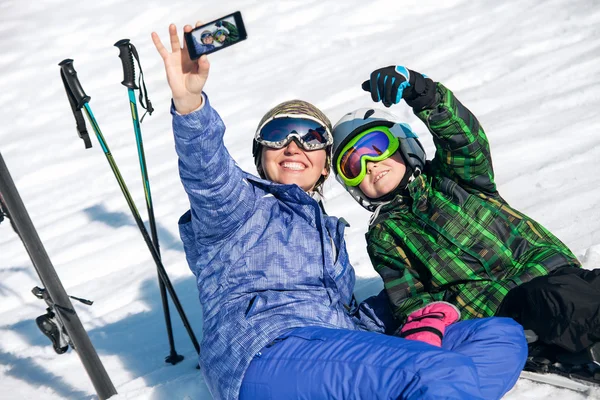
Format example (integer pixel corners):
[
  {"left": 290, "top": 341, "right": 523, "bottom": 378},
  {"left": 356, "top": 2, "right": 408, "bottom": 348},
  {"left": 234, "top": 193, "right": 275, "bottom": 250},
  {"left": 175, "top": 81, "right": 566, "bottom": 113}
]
[
  {"left": 363, "top": 66, "right": 422, "bottom": 107},
  {"left": 382, "top": 75, "right": 388, "bottom": 99},
  {"left": 394, "top": 66, "right": 410, "bottom": 81},
  {"left": 393, "top": 66, "right": 411, "bottom": 104},
  {"left": 396, "top": 81, "right": 411, "bottom": 104}
]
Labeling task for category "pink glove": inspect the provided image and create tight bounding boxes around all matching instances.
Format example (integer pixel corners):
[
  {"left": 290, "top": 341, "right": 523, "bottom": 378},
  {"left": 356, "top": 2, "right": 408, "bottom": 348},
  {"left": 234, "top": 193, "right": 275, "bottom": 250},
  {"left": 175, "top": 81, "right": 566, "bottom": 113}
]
[{"left": 398, "top": 301, "right": 461, "bottom": 347}]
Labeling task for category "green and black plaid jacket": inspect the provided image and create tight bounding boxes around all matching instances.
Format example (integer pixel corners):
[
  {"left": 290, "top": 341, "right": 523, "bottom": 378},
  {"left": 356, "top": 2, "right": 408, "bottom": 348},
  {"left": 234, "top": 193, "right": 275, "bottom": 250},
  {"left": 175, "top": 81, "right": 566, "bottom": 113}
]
[{"left": 366, "top": 83, "right": 581, "bottom": 321}]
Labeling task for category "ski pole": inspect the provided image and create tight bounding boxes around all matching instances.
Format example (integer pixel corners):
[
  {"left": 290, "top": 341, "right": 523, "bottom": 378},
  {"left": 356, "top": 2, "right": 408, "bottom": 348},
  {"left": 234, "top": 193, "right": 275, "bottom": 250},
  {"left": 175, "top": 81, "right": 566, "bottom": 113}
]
[
  {"left": 114, "top": 39, "right": 183, "bottom": 365},
  {"left": 0, "top": 153, "right": 117, "bottom": 400},
  {"left": 58, "top": 59, "right": 201, "bottom": 356}
]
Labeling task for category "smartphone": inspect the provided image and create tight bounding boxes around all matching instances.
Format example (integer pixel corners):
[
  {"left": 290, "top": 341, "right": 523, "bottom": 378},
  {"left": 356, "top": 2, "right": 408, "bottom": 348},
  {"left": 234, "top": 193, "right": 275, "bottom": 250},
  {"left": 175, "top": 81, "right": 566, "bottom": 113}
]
[{"left": 184, "top": 11, "right": 247, "bottom": 60}]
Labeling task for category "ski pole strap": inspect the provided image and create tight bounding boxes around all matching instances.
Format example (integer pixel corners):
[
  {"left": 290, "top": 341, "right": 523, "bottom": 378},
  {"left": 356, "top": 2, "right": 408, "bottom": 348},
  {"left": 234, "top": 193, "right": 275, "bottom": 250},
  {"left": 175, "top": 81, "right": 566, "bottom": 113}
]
[
  {"left": 131, "top": 42, "right": 154, "bottom": 122},
  {"left": 32, "top": 286, "right": 94, "bottom": 307},
  {"left": 59, "top": 59, "right": 92, "bottom": 149},
  {"left": 69, "top": 294, "right": 94, "bottom": 306},
  {"left": 114, "top": 39, "right": 154, "bottom": 122},
  {"left": 135, "top": 48, "right": 154, "bottom": 122}
]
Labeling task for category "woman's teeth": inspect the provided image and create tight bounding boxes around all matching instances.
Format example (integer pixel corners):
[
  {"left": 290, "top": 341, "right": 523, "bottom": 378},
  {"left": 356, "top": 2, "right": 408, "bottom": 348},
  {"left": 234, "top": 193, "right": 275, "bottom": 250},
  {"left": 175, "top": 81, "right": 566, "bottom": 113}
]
[{"left": 281, "top": 162, "right": 306, "bottom": 171}]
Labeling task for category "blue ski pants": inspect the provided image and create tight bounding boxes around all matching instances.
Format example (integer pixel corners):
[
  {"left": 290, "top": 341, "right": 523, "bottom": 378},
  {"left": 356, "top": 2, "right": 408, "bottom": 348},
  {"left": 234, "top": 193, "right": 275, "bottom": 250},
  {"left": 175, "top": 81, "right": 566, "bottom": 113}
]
[{"left": 239, "top": 317, "right": 527, "bottom": 400}]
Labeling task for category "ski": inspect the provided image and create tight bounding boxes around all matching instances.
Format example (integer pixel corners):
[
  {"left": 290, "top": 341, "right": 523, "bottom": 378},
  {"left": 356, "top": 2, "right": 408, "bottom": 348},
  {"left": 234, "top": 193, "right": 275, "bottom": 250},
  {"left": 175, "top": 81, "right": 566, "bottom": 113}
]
[
  {"left": 0, "top": 152, "right": 117, "bottom": 399},
  {"left": 520, "top": 370, "right": 599, "bottom": 395}
]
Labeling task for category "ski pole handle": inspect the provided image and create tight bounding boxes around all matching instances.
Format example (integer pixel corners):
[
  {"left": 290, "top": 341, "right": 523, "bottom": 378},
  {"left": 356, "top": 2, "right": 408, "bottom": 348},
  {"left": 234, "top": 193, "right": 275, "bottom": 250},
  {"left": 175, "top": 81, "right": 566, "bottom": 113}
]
[
  {"left": 59, "top": 59, "right": 91, "bottom": 108},
  {"left": 114, "top": 39, "right": 139, "bottom": 89}
]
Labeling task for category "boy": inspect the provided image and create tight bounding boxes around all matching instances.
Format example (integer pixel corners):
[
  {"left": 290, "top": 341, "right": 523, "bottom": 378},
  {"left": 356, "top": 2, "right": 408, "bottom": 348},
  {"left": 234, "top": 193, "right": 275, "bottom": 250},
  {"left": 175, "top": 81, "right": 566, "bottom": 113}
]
[
  {"left": 213, "top": 20, "right": 239, "bottom": 46},
  {"left": 331, "top": 65, "right": 600, "bottom": 372}
]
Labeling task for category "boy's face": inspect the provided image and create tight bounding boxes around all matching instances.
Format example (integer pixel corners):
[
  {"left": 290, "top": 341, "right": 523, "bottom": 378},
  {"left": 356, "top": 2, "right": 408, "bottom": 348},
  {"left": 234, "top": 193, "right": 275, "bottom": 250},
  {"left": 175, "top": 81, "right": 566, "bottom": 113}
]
[
  {"left": 261, "top": 140, "right": 328, "bottom": 192},
  {"left": 202, "top": 36, "right": 213, "bottom": 44},
  {"left": 358, "top": 152, "right": 406, "bottom": 199}
]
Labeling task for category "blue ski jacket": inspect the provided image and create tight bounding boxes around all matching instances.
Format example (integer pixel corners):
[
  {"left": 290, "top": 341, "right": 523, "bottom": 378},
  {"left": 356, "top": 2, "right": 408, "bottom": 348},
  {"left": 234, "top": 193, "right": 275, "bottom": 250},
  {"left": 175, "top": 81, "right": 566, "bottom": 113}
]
[{"left": 174, "top": 95, "right": 388, "bottom": 400}]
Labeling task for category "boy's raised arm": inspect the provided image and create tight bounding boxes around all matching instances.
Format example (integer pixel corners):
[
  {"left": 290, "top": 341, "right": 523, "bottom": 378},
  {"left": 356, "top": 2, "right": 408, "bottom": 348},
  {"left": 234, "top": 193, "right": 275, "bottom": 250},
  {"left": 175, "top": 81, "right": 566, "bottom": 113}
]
[
  {"left": 362, "top": 66, "right": 499, "bottom": 196},
  {"left": 416, "top": 82, "right": 499, "bottom": 196}
]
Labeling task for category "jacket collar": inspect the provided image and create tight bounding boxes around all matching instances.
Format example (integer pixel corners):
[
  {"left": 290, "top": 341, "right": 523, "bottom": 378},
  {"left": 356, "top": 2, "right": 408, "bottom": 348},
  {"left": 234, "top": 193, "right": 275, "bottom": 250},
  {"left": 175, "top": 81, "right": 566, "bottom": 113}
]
[
  {"left": 245, "top": 173, "right": 330, "bottom": 216},
  {"left": 377, "top": 173, "right": 429, "bottom": 213}
]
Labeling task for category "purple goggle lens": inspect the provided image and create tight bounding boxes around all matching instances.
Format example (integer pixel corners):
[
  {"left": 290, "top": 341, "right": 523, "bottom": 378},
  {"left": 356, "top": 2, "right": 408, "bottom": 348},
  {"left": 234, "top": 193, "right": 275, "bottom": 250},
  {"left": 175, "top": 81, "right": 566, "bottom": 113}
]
[{"left": 339, "top": 130, "right": 392, "bottom": 180}]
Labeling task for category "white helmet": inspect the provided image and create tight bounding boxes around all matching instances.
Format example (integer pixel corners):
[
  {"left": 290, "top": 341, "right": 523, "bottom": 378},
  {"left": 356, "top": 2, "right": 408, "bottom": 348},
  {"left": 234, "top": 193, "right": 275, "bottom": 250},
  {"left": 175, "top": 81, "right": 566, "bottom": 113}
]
[{"left": 332, "top": 108, "right": 426, "bottom": 211}]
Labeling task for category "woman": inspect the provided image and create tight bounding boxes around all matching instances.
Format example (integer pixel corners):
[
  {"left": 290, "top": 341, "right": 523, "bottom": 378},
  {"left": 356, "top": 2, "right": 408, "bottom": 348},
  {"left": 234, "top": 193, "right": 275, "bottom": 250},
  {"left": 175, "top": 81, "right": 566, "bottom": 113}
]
[{"left": 151, "top": 23, "right": 528, "bottom": 400}]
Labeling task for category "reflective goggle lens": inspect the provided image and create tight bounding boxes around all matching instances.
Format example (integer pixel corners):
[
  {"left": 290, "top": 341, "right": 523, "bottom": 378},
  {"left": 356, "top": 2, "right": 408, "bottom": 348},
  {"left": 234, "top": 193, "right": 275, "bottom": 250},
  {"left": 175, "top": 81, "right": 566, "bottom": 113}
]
[
  {"left": 337, "top": 128, "right": 398, "bottom": 185},
  {"left": 259, "top": 118, "right": 330, "bottom": 149}
]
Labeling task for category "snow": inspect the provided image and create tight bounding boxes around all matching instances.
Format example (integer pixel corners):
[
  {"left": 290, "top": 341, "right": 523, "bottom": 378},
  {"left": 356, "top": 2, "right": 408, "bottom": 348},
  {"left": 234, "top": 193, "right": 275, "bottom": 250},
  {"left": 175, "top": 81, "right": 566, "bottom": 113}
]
[{"left": 0, "top": 0, "right": 599, "bottom": 398}]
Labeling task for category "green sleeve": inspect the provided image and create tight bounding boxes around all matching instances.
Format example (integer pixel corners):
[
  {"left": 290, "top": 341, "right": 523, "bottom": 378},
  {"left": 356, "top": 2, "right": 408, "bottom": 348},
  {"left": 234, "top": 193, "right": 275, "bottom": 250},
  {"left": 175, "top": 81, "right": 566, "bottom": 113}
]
[
  {"left": 223, "top": 21, "right": 239, "bottom": 42},
  {"left": 367, "top": 228, "right": 436, "bottom": 321},
  {"left": 416, "top": 83, "right": 499, "bottom": 197}
]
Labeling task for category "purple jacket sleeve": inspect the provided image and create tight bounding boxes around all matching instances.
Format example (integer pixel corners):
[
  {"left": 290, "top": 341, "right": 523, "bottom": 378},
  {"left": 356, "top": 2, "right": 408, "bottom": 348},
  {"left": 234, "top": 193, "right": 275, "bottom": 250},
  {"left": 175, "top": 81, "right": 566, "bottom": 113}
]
[{"left": 172, "top": 95, "right": 257, "bottom": 243}]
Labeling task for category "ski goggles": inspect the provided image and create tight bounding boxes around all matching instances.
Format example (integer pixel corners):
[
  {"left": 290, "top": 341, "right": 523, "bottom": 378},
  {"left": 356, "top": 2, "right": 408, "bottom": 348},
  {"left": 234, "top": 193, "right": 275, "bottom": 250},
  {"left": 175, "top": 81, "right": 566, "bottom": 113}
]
[
  {"left": 255, "top": 114, "right": 333, "bottom": 151},
  {"left": 336, "top": 126, "right": 399, "bottom": 187},
  {"left": 201, "top": 31, "right": 213, "bottom": 39}
]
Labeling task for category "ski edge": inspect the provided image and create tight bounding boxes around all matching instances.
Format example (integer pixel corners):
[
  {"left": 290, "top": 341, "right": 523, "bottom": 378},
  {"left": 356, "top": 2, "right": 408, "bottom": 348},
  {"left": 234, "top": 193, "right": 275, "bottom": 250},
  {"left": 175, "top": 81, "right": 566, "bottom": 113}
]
[{"left": 519, "top": 370, "right": 597, "bottom": 395}]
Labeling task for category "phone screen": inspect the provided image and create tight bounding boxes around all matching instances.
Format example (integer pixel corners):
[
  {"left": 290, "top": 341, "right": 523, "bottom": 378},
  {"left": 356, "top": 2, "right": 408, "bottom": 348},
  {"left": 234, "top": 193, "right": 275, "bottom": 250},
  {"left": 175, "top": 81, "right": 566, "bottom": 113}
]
[{"left": 185, "top": 11, "right": 247, "bottom": 60}]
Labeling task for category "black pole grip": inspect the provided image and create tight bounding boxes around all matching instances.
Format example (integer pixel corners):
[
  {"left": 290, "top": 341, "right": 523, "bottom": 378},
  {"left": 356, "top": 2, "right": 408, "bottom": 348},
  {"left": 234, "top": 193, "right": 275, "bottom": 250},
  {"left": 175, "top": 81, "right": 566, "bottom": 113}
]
[
  {"left": 59, "top": 59, "right": 91, "bottom": 108},
  {"left": 114, "top": 39, "right": 138, "bottom": 89}
]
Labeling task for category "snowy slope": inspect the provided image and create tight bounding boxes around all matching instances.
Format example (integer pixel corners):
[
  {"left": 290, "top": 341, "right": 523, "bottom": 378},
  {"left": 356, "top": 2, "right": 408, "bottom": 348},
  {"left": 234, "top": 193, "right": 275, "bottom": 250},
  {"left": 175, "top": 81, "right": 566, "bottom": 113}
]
[{"left": 1, "top": 0, "right": 599, "bottom": 398}]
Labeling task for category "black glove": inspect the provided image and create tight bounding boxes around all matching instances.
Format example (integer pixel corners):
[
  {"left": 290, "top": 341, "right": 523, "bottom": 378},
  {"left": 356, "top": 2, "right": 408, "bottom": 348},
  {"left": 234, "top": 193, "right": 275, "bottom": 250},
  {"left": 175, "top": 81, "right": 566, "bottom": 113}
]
[
  {"left": 361, "top": 66, "right": 436, "bottom": 111},
  {"left": 215, "top": 21, "right": 223, "bottom": 27}
]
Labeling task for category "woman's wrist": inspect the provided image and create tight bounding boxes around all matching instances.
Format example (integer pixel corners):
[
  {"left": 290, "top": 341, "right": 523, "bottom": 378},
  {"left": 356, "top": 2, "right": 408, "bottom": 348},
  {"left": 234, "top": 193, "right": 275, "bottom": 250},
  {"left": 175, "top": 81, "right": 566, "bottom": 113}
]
[{"left": 173, "top": 95, "right": 204, "bottom": 115}]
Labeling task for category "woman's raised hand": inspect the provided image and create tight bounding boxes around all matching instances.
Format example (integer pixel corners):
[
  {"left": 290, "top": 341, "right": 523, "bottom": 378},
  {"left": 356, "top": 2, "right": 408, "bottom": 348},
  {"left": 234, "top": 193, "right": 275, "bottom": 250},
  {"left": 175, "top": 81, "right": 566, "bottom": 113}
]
[{"left": 151, "top": 23, "right": 210, "bottom": 114}]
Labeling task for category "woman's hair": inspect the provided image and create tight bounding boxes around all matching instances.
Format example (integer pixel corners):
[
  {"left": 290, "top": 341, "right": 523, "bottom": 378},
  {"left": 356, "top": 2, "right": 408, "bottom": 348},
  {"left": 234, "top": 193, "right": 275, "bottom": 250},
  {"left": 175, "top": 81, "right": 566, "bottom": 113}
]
[{"left": 253, "top": 99, "right": 332, "bottom": 194}]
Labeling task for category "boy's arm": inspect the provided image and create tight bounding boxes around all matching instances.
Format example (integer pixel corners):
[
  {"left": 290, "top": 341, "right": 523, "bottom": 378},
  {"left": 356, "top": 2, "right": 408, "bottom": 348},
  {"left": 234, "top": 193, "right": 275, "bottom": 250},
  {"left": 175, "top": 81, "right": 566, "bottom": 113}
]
[
  {"left": 361, "top": 66, "right": 498, "bottom": 196},
  {"left": 367, "top": 231, "right": 437, "bottom": 321},
  {"left": 173, "top": 95, "right": 256, "bottom": 243},
  {"left": 415, "top": 82, "right": 498, "bottom": 196},
  {"left": 221, "top": 21, "right": 239, "bottom": 41}
]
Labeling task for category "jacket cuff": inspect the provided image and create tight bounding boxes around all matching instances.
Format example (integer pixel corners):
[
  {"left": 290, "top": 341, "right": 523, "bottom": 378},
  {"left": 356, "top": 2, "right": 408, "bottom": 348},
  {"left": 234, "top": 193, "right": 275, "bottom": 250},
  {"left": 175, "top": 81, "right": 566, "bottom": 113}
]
[
  {"left": 406, "top": 77, "right": 437, "bottom": 113},
  {"left": 171, "top": 93, "right": 216, "bottom": 141},
  {"left": 170, "top": 93, "right": 207, "bottom": 116},
  {"left": 394, "top": 296, "right": 434, "bottom": 321}
]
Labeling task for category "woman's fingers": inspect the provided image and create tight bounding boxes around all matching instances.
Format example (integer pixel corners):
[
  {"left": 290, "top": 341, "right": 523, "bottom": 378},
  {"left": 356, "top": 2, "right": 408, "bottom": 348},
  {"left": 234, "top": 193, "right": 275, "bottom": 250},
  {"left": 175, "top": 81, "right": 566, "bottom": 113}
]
[
  {"left": 197, "top": 55, "right": 210, "bottom": 80},
  {"left": 151, "top": 23, "right": 208, "bottom": 114},
  {"left": 150, "top": 32, "right": 169, "bottom": 61},
  {"left": 168, "top": 24, "right": 181, "bottom": 53},
  {"left": 182, "top": 24, "right": 193, "bottom": 52}
]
